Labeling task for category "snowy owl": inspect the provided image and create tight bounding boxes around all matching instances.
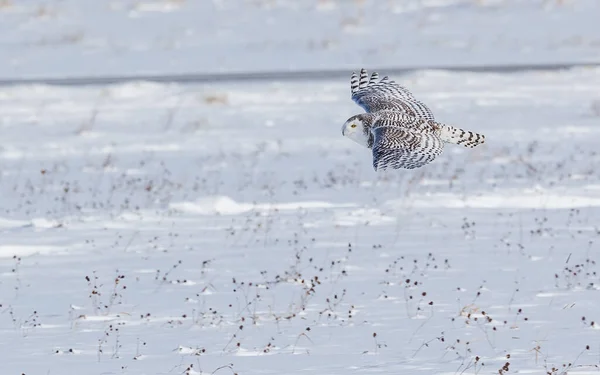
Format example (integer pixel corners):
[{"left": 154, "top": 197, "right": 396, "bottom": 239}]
[{"left": 341, "top": 68, "right": 485, "bottom": 170}]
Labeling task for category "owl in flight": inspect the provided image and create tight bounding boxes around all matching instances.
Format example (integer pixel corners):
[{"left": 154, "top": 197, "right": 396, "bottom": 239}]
[{"left": 341, "top": 68, "right": 485, "bottom": 170}]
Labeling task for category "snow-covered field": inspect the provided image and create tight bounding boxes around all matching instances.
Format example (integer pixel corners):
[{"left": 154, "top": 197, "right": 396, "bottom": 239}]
[
  {"left": 1, "top": 0, "right": 599, "bottom": 79},
  {"left": 2, "top": 67, "right": 600, "bottom": 374},
  {"left": 2, "top": 1, "right": 600, "bottom": 374}
]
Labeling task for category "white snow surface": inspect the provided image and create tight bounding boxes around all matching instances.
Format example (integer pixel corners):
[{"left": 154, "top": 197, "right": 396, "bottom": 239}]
[
  {"left": 1, "top": 66, "right": 600, "bottom": 374},
  {"left": 1, "top": 0, "right": 600, "bottom": 78}
]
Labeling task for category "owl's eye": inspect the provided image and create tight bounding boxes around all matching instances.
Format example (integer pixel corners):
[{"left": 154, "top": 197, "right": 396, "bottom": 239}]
[{"left": 350, "top": 124, "right": 357, "bottom": 128}]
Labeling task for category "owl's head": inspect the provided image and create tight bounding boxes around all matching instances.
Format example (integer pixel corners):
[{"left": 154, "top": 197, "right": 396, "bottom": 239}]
[{"left": 342, "top": 114, "right": 374, "bottom": 148}]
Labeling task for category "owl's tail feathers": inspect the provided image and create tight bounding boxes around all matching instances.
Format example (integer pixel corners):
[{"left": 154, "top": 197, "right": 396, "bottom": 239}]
[{"left": 438, "top": 124, "right": 485, "bottom": 148}]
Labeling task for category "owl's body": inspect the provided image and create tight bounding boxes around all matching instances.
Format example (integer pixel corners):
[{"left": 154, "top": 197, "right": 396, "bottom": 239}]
[{"left": 341, "top": 69, "right": 485, "bottom": 170}]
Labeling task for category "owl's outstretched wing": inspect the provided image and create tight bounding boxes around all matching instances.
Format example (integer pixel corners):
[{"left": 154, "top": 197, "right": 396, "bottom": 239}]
[
  {"left": 371, "top": 126, "right": 444, "bottom": 171},
  {"left": 351, "top": 68, "right": 435, "bottom": 121}
]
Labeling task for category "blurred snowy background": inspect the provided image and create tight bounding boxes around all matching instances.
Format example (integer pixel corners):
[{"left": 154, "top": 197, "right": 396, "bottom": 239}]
[
  {"left": 1, "top": 0, "right": 599, "bottom": 79},
  {"left": 1, "top": 1, "right": 600, "bottom": 375}
]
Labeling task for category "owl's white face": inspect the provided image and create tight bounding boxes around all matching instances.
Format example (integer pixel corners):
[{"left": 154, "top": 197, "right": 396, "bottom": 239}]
[{"left": 341, "top": 116, "right": 370, "bottom": 148}]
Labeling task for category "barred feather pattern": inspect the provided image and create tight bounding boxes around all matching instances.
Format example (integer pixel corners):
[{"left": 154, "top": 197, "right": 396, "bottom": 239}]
[
  {"left": 371, "top": 126, "right": 444, "bottom": 170},
  {"left": 344, "top": 68, "right": 486, "bottom": 170},
  {"left": 373, "top": 111, "right": 486, "bottom": 148},
  {"left": 437, "top": 123, "right": 485, "bottom": 148},
  {"left": 350, "top": 68, "right": 435, "bottom": 120},
  {"left": 373, "top": 111, "right": 439, "bottom": 134}
]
